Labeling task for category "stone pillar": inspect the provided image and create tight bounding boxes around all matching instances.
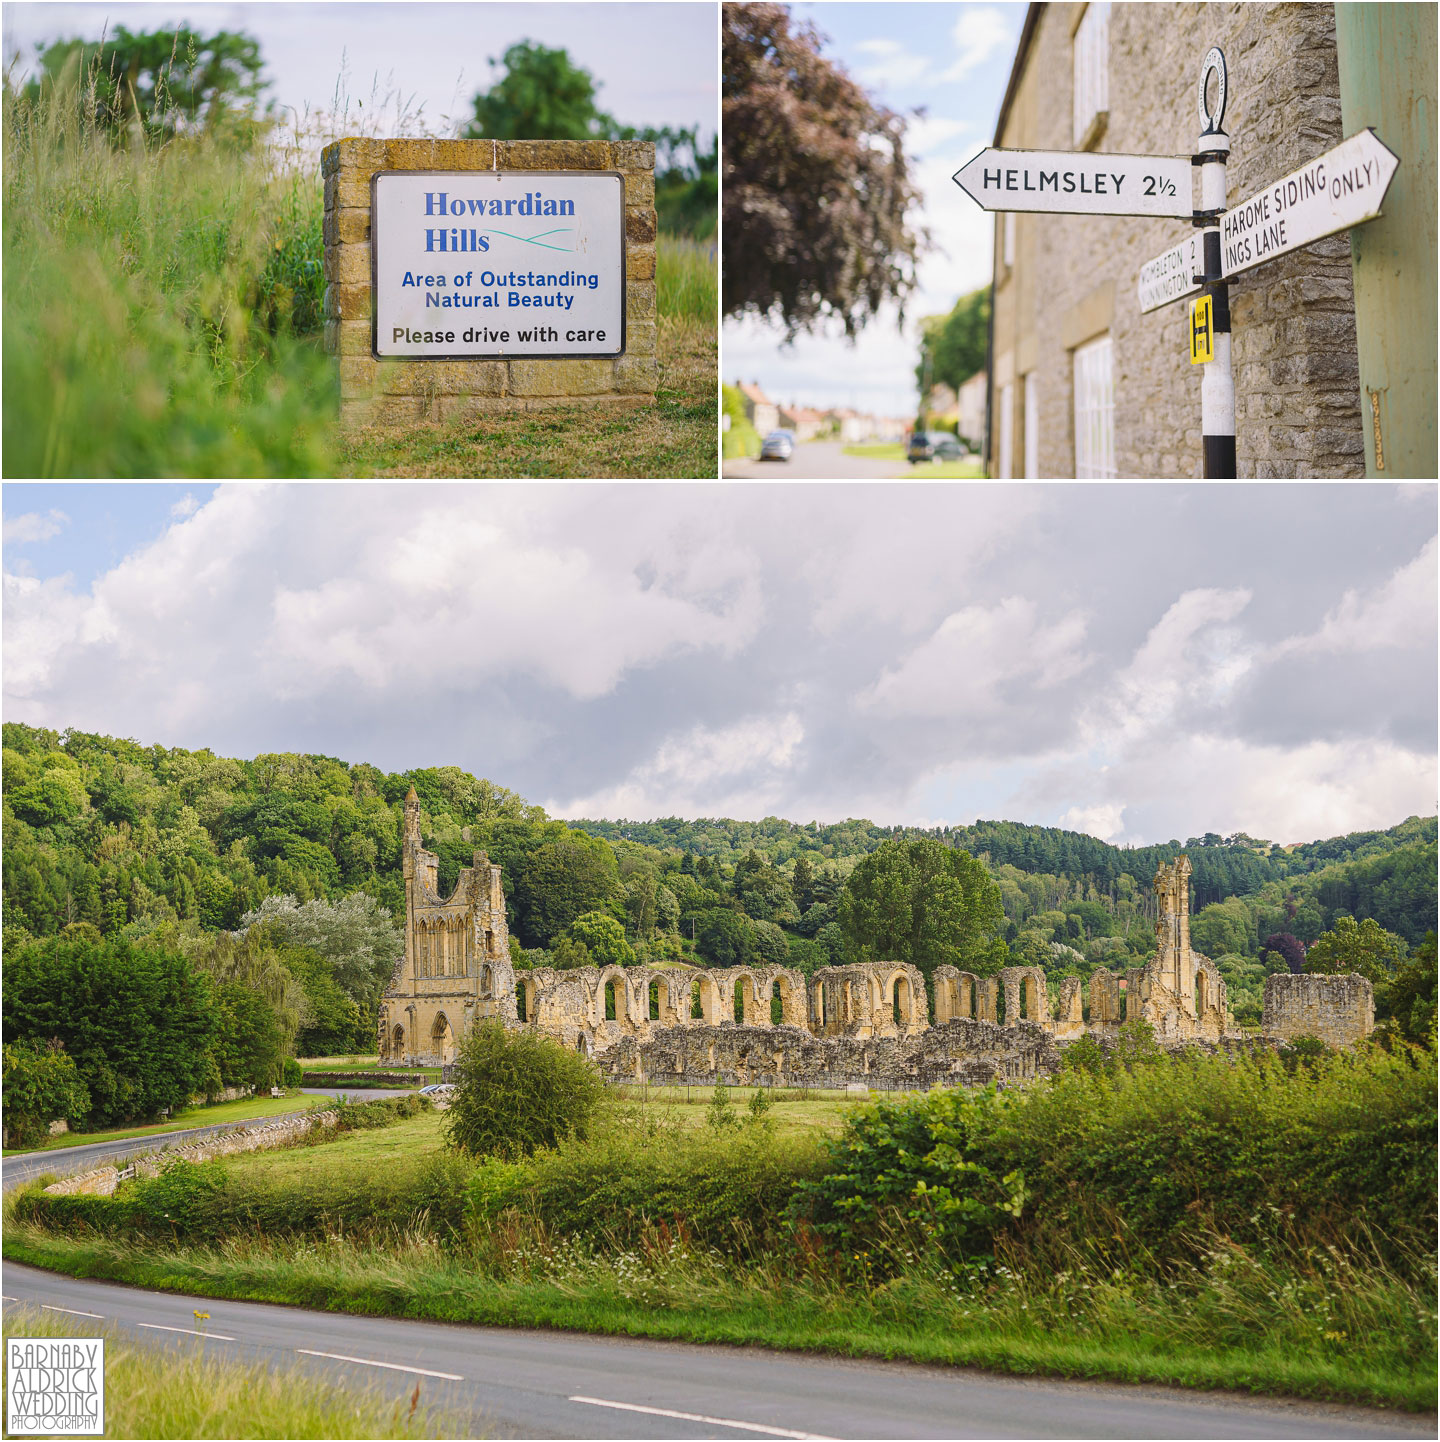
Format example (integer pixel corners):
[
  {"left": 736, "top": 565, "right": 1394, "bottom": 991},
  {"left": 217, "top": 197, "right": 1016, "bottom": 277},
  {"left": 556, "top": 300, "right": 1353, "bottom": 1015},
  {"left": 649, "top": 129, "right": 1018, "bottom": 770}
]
[{"left": 322, "top": 138, "right": 658, "bottom": 427}]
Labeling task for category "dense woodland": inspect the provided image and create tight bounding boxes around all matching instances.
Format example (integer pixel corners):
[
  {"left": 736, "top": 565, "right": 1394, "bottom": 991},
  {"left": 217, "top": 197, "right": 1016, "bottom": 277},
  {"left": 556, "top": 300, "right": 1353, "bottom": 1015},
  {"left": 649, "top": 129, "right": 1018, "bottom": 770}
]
[{"left": 3, "top": 723, "right": 1434, "bottom": 1129}]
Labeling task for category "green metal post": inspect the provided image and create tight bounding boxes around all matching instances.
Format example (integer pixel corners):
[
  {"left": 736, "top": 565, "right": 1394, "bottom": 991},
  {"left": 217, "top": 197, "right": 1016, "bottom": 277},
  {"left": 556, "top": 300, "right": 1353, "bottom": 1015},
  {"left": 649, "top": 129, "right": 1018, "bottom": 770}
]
[{"left": 1335, "top": 3, "right": 1438, "bottom": 476}]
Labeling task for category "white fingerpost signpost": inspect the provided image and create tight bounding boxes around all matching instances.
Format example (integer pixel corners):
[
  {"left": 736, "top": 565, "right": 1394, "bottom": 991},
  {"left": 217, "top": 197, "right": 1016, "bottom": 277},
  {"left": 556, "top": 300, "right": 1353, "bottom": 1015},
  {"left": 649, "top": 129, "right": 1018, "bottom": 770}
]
[{"left": 958, "top": 45, "right": 1401, "bottom": 479}]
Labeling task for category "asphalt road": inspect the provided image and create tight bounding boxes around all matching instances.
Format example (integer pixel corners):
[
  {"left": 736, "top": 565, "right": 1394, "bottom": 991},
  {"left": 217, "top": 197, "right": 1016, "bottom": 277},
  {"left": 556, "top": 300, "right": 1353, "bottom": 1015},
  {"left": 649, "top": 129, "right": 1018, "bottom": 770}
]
[
  {"left": 0, "top": 1089, "right": 402, "bottom": 1191},
  {"left": 1, "top": 1264, "right": 1430, "bottom": 1440},
  {"left": 724, "top": 442, "right": 909, "bottom": 478}
]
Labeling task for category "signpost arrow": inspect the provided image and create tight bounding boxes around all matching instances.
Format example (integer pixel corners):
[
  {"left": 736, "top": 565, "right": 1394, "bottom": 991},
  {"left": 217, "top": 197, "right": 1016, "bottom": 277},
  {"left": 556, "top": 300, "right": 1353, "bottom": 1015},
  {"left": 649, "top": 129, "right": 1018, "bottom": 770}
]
[
  {"left": 953, "top": 148, "right": 1193, "bottom": 218},
  {"left": 1218, "top": 128, "right": 1399, "bottom": 279},
  {"left": 1137, "top": 232, "right": 1205, "bottom": 314}
]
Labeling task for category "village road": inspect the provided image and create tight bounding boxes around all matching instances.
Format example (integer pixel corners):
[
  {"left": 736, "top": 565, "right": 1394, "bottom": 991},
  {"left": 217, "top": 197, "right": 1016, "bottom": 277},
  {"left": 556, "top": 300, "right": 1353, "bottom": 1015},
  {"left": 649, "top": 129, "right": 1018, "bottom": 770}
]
[
  {"left": 0, "top": 1089, "right": 400, "bottom": 1190},
  {"left": 723, "top": 442, "right": 908, "bottom": 478},
  {"left": 2, "top": 1264, "right": 1432, "bottom": 1439}
]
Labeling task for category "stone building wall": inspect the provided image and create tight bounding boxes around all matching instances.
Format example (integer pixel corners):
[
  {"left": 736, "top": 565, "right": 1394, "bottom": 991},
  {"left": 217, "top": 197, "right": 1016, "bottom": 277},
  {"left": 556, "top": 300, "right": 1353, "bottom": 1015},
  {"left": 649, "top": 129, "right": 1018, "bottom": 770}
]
[
  {"left": 322, "top": 137, "right": 658, "bottom": 427},
  {"left": 990, "top": 1, "right": 1363, "bottom": 478},
  {"left": 1262, "top": 972, "right": 1374, "bottom": 1046}
]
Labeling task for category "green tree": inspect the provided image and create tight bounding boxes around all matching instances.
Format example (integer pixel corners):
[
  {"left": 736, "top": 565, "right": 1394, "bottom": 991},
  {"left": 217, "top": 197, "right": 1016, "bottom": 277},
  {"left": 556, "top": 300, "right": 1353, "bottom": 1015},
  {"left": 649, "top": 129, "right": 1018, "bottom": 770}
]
[
  {"left": 462, "top": 40, "right": 614, "bottom": 141},
  {"left": 208, "top": 980, "right": 283, "bottom": 1092},
  {"left": 567, "top": 911, "right": 635, "bottom": 968},
  {"left": 916, "top": 287, "right": 990, "bottom": 400},
  {"left": 1388, "top": 932, "right": 1437, "bottom": 1046},
  {"left": 514, "top": 835, "right": 623, "bottom": 946},
  {"left": 3, "top": 933, "right": 217, "bottom": 1127},
  {"left": 444, "top": 1021, "right": 605, "bottom": 1160},
  {"left": 697, "top": 909, "right": 753, "bottom": 968},
  {"left": 1306, "top": 915, "right": 1407, "bottom": 983},
  {"left": 1191, "top": 898, "right": 1255, "bottom": 959},
  {"left": 2, "top": 1040, "right": 90, "bottom": 1147},
  {"left": 24, "top": 24, "right": 267, "bottom": 139},
  {"left": 839, "top": 838, "right": 1005, "bottom": 987}
]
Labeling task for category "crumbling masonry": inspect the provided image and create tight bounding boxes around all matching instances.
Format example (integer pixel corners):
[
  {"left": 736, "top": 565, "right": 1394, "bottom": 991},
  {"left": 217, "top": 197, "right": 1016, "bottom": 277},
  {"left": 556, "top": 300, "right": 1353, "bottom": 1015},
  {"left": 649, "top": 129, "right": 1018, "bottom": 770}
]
[{"left": 380, "top": 809, "right": 1374, "bottom": 1084}]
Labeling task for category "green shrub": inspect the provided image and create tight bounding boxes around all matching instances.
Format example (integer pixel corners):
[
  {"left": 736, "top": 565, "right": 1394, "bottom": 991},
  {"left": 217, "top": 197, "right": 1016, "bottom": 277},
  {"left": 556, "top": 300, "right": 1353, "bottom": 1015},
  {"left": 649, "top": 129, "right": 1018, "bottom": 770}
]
[
  {"left": 444, "top": 1022, "right": 605, "bottom": 1161},
  {"left": 2, "top": 1040, "right": 90, "bottom": 1148},
  {"left": 282, "top": 1057, "right": 304, "bottom": 1088},
  {"left": 470, "top": 1112, "right": 825, "bottom": 1249},
  {"left": 795, "top": 1043, "right": 1437, "bottom": 1276}
]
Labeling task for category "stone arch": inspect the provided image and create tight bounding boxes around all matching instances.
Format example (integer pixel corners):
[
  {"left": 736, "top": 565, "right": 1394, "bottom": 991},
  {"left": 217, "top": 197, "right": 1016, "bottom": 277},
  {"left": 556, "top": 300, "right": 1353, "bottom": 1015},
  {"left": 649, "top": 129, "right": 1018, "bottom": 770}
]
[
  {"left": 576, "top": 1033, "right": 588, "bottom": 1055},
  {"left": 733, "top": 970, "right": 766, "bottom": 1025},
  {"left": 694, "top": 972, "right": 723, "bottom": 1027},
  {"left": 391, "top": 1023, "right": 405, "bottom": 1058},
  {"left": 431, "top": 1011, "right": 455, "bottom": 1065},
  {"left": 892, "top": 972, "right": 911, "bottom": 1027},
  {"left": 597, "top": 967, "right": 631, "bottom": 1028},
  {"left": 772, "top": 970, "right": 807, "bottom": 1027},
  {"left": 648, "top": 978, "right": 661, "bottom": 1021},
  {"left": 480, "top": 962, "right": 493, "bottom": 997}
]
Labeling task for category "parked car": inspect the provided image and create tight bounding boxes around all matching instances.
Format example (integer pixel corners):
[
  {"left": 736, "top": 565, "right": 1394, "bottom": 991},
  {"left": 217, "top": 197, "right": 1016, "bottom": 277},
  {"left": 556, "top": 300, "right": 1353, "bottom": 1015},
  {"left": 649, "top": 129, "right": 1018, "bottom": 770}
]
[
  {"left": 906, "top": 430, "right": 965, "bottom": 464},
  {"left": 759, "top": 429, "right": 795, "bottom": 461},
  {"left": 418, "top": 1083, "right": 454, "bottom": 1095}
]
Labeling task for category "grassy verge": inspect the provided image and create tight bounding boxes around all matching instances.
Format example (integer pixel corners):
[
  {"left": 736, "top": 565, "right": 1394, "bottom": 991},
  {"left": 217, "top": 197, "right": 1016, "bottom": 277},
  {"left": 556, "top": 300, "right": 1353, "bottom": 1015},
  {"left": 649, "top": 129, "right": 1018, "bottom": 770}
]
[
  {"left": 298, "top": 1057, "right": 437, "bottom": 1076},
  {"left": 842, "top": 443, "right": 906, "bottom": 458},
  {"left": 900, "top": 458, "right": 985, "bottom": 478},
  {"left": 4, "top": 1223, "right": 1431, "bottom": 1414},
  {"left": 1, "top": 1306, "right": 438, "bottom": 1438},
  {"left": 337, "top": 238, "right": 717, "bottom": 478},
  {"left": 2, "top": 1094, "right": 322, "bottom": 1157}
]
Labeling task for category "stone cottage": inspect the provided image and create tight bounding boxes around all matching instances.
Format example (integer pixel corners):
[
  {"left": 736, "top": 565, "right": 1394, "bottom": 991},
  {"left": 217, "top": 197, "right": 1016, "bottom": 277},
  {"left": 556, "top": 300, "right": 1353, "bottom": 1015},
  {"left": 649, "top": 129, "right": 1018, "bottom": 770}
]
[{"left": 987, "top": 2, "right": 1368, "bottom": 477}]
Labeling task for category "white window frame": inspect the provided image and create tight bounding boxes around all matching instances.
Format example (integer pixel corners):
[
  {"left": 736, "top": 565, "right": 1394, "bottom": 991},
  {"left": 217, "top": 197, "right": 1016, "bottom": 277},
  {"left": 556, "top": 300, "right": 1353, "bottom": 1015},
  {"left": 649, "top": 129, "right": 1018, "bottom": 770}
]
[
  {"left": 1023, "top": 372, "right": 1039, "bottom": 479},
  {"left": 1073, "top": 2, "right": 1111, "bottom": 145},
  {"left": 998, "top": 382, "right": 1014, "bottom": 479},
  {"left": 1073, "top": 335, "right": 1116, "bottom": 478}
]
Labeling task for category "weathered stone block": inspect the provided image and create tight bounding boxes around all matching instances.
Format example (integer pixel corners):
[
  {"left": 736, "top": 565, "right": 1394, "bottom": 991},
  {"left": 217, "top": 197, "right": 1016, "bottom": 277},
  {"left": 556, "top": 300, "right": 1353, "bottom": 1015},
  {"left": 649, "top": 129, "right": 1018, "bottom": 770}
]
[
  {"left": 508, "top": 358, "right": 614, "bottom": 396},
  {"left": 327, "top": 283, "right": 372, "bottom": 321},
  {"left": 613, "top": 140, "right": 656, "bottom": 170},
  {"left": 627, "top": 280, "right": 657, "bottom": 322},
  {"left": 339, "top": 354, "right": 380, "bottom": 397},
  {"left": 324, "top": 171, "right": 371, "bottom": 212},
  {"left": 384, "top": 137, "right": 496, "bottom": 170},
  {"left": 332, "top": 244, "right": 371, "bottom": 286},
  {"left": 625, "top": 207, "right": 658, "bottom": 244},
  {"left": 495, "top": 139, "right": 612, "bottom": 170},
  {"left": 626, "top": 320, "right": 657, "bottom": 357},
  {"left": 626, "top": 244, "right": 657, "bottom": 282},
  {"left": 614, "top": 354, "right": 659, "bottom": 394},
  {"left": 323, "top": 207, "right": 371, "bottom": 247},
  {"left": 380, "top": 359, "right": 508, "bottom": 397},
  {"left": 623, "top": 172, "right": 656, "bottom": 206}
]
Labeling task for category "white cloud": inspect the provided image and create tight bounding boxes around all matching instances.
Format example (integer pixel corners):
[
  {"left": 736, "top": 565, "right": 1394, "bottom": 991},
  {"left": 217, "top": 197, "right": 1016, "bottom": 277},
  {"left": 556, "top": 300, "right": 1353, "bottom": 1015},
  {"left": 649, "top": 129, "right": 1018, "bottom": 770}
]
[
  {"left": 852, "top": 36, "right": 932, "bottom": 91},
  {"left": 3, "top": 509, "right": 68, "bottom": 544},
  {"left": 941, "top": 6, "right": 1015, "bottom": 82},
  {"left": 859, "top": 596, "right": 1091, "bottom": 718},
  {"left": 551, "top": 712, "right": 805, "bottom": 820},
  {"left": 1276, "top": 535, "right": 1436, "bottom": 657},
  {"left": 170, "top": 493, "right": 200, "bottom": 518},
  {"left": 1058, "top": 801, "right": 1127, "bottom": 841}
]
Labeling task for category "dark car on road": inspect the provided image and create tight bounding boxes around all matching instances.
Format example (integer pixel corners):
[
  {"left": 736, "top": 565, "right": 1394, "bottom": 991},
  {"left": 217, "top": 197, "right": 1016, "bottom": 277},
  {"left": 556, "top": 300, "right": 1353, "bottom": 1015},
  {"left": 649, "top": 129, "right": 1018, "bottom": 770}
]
[
  {"left": 907, "top": 430, "right": 966, "bottom": 464},
  {"left": 760, "top": 430, "right": 795, "bottom": 461}
]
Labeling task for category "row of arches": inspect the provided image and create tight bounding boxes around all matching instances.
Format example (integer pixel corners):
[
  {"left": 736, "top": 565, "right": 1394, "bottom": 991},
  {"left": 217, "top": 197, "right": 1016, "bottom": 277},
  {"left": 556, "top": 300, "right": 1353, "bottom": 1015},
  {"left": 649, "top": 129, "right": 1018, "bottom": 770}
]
[{"left": 412, "top": 916, "right": 500, "bottom": 980}]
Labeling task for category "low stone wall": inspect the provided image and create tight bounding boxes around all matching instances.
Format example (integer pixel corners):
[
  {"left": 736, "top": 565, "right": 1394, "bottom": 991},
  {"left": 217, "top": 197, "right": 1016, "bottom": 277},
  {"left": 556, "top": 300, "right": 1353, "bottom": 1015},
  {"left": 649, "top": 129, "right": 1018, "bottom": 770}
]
[
  {"left": 41, "top": 1109, "right": 341, "bottom": 1198},
  {"left": 301, "top": 1071, "right": 422, "bottom": 1087}
]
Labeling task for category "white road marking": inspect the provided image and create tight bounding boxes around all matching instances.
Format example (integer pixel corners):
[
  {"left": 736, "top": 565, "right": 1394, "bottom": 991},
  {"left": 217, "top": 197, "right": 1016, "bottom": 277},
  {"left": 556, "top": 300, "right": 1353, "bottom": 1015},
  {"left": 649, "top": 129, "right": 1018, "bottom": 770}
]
[
  {"left": 0, "top": 1296, "right": 18, "bottom": 1302},
  {"left": 569, "top": 1395, "right": 839, "bottom": 1440},
  {"left": 297, "top": 1348, "right": 463, "bottom": 1380},
  {"left": 41, "top": 1305, "right": 104, "bottom": 1319},
  {"left": 137, "top": 1321, "right": 236, "bottom": 1341}
]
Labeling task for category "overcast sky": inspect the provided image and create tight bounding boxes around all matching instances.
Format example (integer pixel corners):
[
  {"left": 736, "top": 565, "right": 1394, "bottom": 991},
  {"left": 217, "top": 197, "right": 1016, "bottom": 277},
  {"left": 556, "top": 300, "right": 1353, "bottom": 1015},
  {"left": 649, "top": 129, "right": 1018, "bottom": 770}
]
[
  {"left": 723, "top": 2, "right": 1023, "bottom": 420},
  {"left": 2, "top": 2, "right": 717, "bottom": 140},
  {"left": 4, "top": 482, "right": 1435, "bottom": 848}
]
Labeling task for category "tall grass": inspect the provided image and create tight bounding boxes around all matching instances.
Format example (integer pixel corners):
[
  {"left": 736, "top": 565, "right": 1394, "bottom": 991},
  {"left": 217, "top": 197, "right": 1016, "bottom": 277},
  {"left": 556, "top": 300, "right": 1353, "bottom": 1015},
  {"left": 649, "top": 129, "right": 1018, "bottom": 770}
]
[
  {"left": 3, "top": 58, "right": 335, "bottom": 477},
  {"left": 657, "top": 234, "right": 717, "bottom": 328},
  {"left": 2, "top": 1307, "right": 440, "bottom": 1438}
]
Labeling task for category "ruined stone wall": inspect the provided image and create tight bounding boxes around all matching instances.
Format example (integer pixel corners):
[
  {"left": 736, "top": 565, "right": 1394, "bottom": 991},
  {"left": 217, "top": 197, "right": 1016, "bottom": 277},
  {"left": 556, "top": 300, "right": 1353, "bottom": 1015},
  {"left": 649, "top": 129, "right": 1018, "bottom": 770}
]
[
  {"left": 322, "top": 138, "right": 658, "bottom": 428},
  {"left": 991, "top": 2, "right": 1362, "bottom": 478},
  {"left": 1263, "top": 972, "right": 1374, "bottom": 1047},
  {"left": 400, "top": 850, "right": 1373, "bottom": 1085}
]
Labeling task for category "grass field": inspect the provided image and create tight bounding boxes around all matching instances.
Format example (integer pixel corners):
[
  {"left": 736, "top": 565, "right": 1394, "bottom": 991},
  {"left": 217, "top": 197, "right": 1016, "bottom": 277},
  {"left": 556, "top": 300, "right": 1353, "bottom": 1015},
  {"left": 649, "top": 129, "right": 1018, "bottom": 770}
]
[
  {"left": 1, "top": 1308, "right": 439, "bottom": 1439},
  {"left": 1, "top": 1093, "right": 323, "bottom": 1157},
  {"left": 843, "top": 443, "right": 986, "bottom": 478},
  {"left": 3, "top": 78, "right": 716, "bottom": 478}
]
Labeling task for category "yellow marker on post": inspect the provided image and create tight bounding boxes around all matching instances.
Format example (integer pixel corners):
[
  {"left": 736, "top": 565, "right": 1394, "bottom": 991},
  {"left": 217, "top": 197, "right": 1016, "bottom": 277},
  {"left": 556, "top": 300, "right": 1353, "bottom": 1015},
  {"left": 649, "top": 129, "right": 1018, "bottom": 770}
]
[{"left": 1189, "top": 294, "right": 1214, "bottom": 364}]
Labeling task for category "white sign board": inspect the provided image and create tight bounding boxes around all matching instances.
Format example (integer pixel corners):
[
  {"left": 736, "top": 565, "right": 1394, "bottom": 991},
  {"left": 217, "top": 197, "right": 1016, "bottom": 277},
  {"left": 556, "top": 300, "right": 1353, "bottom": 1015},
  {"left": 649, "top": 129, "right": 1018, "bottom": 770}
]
[
  {"left": 372, "top": 171, "right": 625, "bottom": 359},
  {"left": 1220, "top": 129, "right": 1398, "bottom": 279},
  {"left": 1137, "top": 232, "right": 1204, "bottom": 313},
  {"left": 953, "top": 149, "right": 1192, "bottom": 217}
]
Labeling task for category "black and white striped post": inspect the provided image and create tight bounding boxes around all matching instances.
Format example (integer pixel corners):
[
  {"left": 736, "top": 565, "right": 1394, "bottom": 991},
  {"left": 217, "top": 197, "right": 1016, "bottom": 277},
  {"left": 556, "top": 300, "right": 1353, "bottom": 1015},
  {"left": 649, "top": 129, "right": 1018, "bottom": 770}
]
[{"left": 1194, "top": 47, "right": 1236, "bottom": 478}]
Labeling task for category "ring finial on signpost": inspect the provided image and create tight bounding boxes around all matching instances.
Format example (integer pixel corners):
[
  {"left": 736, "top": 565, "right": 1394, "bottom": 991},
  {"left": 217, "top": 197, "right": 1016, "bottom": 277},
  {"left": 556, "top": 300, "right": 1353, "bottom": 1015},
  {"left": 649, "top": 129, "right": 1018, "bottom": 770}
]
[{"left": 1198, "top": 46, "right": 1228, "bottom": 134}]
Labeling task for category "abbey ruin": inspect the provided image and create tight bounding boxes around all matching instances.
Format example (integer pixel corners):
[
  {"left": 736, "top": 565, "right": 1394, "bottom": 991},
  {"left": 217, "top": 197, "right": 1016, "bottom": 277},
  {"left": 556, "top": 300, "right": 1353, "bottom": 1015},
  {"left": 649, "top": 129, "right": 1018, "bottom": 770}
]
[{"left": 379, "top": 796, "right": 1375, "bottom": 1085}]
